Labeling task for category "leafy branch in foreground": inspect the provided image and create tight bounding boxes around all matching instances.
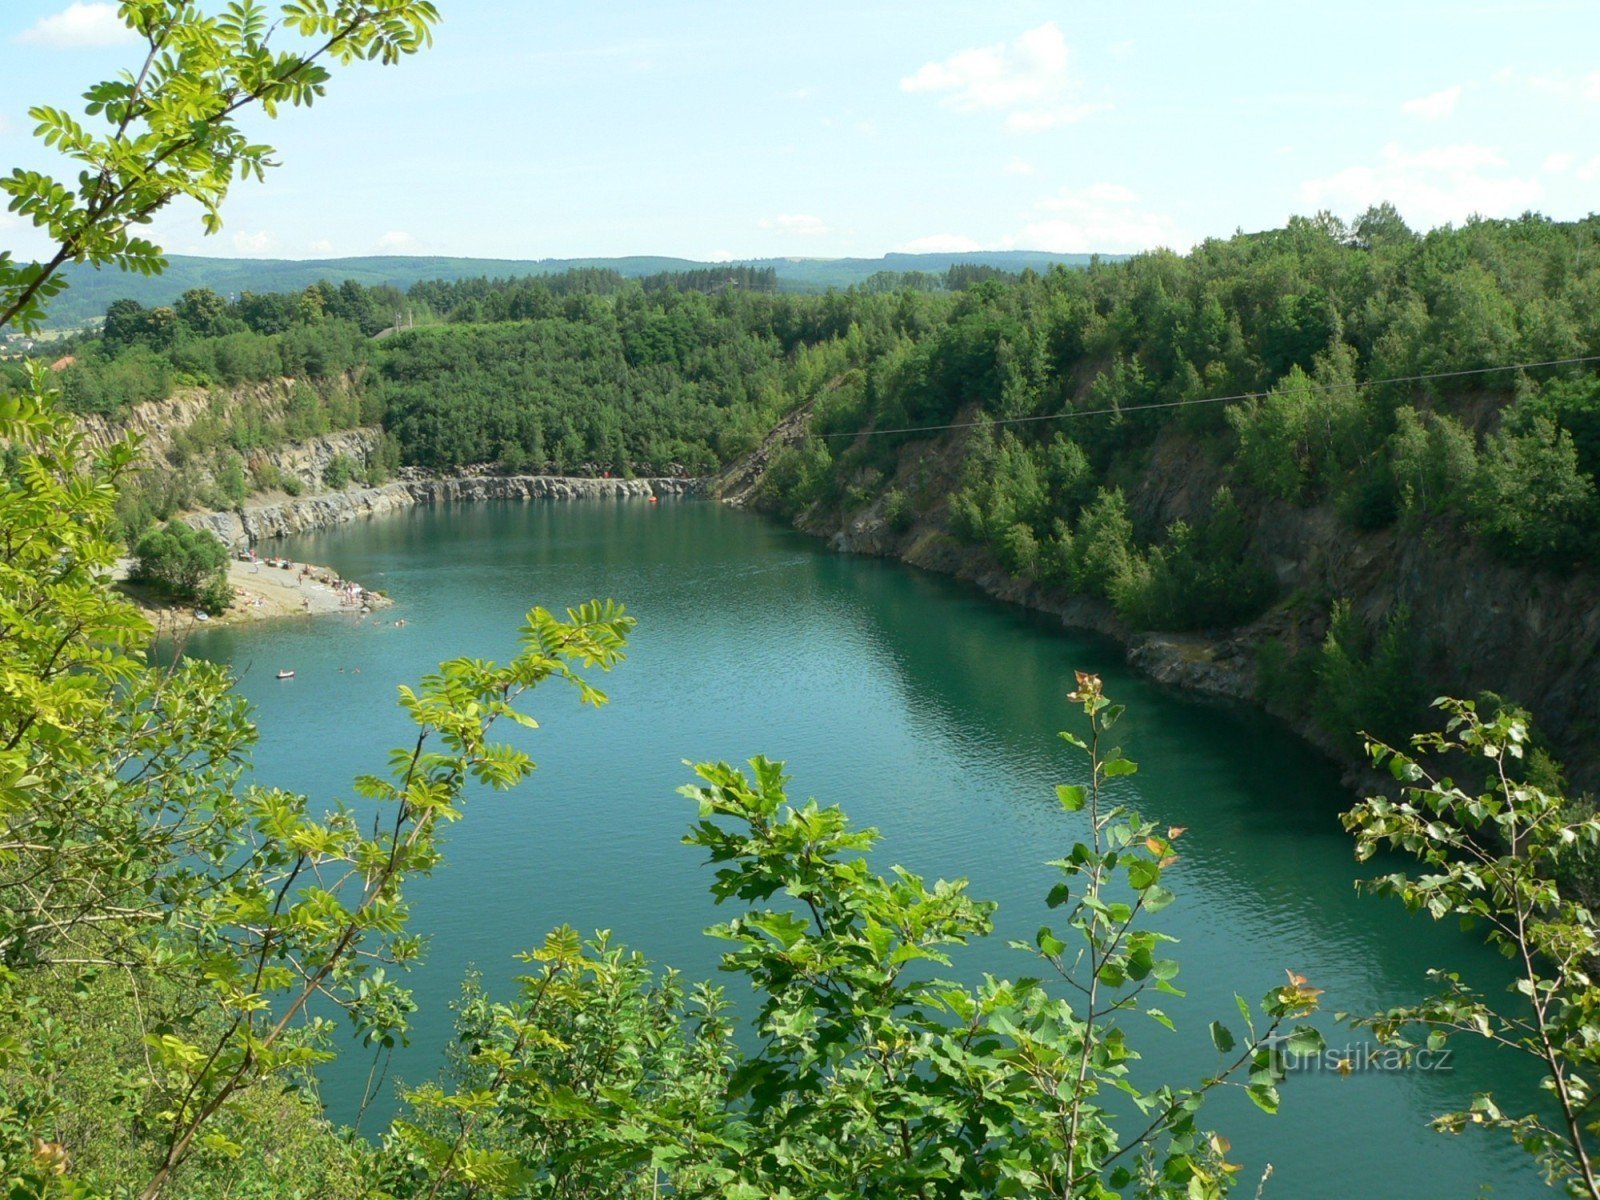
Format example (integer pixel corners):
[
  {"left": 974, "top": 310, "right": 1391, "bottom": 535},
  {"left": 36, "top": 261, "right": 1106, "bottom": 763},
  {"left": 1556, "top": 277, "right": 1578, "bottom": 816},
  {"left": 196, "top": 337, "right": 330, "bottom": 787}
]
[
  {"left": 390, "top": 673, "right": 1323, "bottom": 1199},
  {"left": 1, "top": 0, "right": 440, "bottom": 335},
  {"left": 1344, "top": 699, "right": 1600, "bottom": 1198},
  {"left": 1, "top": 373, "right": 638, "bottom": 1199}
]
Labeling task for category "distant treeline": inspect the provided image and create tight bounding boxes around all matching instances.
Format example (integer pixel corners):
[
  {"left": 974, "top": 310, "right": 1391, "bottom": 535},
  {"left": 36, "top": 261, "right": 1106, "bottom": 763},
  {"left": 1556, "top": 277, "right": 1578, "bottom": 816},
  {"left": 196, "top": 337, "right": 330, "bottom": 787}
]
[{"left": 409, "top": 265, "right": 781, "bottom": 323}]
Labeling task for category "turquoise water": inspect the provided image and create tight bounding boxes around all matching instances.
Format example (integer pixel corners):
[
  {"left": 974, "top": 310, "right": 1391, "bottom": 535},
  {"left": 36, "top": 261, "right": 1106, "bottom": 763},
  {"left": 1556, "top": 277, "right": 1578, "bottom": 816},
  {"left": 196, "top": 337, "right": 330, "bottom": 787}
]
[{"left": 180, "top": 498, "right": 1543, "bottom": 1198}]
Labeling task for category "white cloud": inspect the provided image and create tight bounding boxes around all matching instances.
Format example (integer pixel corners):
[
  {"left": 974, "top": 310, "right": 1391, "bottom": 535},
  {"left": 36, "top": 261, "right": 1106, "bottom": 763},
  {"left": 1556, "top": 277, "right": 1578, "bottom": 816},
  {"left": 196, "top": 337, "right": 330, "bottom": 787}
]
[
  {"left": 1004, "top": 157, "right": 1036, "bottom": 176},
  {"left": 1019, "top": 184, "right": 1187, "bottom": 253},
  {"left": 307, "top": 239, "right": 335, "bottom": 256},
  {"left": 1400, "top": 85, "right": 1462, "bottom": 121},
  {"left": 1577, "top": 155, "right": 1600, "bottom": 183},
  {"left": 1527, "top": 70, "right": 1600, "bottom": 102},
  {"left": 232, "top": 230, "right": 275, "bottom": 255},
  {"left": 897, "top": 234, "right": 983, "bottom": 254},
  {"left": 1544, "top": 152, "right": 1577, "bottom": 174},
  {"left": 758, "top": 213, "right": 829, "bottom": 237},
  {"left": 376, "top": 229, "right": 423, "bottom": 253},
  {"left": 706, "top": 249, "right": 735, "bottom": 263},
  {"left": 1300, "top": 143, "right": 1540, "bottom": 229},
  {"left": 1107, "top": 39, "right": 1136, "bottom": 61},
  {"left": 16, "top": 3, "right": 135, "bottom": 49},
  {"left": 786, "top": 87, "right": 816, "bottom": 102},
  {"left": 901, "top": 21, "right": 1104, "bottom": 132}
]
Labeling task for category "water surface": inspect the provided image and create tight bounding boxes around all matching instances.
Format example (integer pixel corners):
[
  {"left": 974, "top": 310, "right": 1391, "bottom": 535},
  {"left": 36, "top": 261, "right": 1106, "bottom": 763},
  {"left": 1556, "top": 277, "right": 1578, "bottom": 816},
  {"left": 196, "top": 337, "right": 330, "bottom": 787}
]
[{"left": 182, "top": 499, "right": 1542, "bottom": 1199}]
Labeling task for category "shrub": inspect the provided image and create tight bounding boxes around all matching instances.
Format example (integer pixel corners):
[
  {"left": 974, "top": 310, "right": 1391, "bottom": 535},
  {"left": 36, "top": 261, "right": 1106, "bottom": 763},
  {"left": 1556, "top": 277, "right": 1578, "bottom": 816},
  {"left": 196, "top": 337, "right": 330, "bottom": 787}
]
[
  {"left": 1469, "top": 416, "right": 1597, "bottom": 565},
  {"left": 131, "top": 521, "right": 233, "bottom": 612},
  {"left": 322, "top": 452, "right": 359, "bottom": 490},
  {"left": 1113, "top": 487, "right": 1277, "bottom": 631},
  {"left": 882, "top": 486, "right": 914, "bottom": 532},
  {"left": 1312, "top": 601, "right": 1424, "bottom": 752},
  {"left": 1346, "top": 700, "right": 1600, "bottom": 1196}
]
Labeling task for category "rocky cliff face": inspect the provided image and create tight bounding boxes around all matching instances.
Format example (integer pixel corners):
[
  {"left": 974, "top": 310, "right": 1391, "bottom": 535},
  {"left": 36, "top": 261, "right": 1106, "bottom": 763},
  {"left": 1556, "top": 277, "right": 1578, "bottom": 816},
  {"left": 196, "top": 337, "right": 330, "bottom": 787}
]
[
  {"left": 183, "top": 473, "right": 704, "bottom": 546},
  {"left": 725, "top": 423, "right": 1600, "bottom": 792},
  {"left": 75, "top": 376, "right": 377, "bottom": 494}
]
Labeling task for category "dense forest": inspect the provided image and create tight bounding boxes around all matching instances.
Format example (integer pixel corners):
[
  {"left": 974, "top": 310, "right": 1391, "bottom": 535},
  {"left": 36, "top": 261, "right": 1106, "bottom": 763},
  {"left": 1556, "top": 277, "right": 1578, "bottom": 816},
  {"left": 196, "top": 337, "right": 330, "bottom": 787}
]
[{"left": 747, "top": 210, "right": 1600, "bottom": 766}]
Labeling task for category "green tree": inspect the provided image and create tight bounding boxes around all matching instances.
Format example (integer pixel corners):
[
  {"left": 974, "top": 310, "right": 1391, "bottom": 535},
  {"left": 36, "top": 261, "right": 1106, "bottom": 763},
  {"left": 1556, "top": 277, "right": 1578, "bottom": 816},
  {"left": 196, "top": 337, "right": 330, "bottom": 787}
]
[
  {"left": 0, "top": 5, "right": 449, "bottom": 1196},
  {"left": 132, "top": 519, "right": 233, "bottom": 611},
  {"left": 1071, "top": 487, "right": 1137, "bottom": 599},
  {"left": 1471, "top": 416, "right": 1597, "bottom": 564},
  {"left": 1346, "top": 700, "right": 1600, "bottom": 1198},
  {"left": 1312, "top": 601, "right": 1425, "bottom": 754},
  {"left": 1388, "top": 406, "right": 1477, "bottom": 518},
  {"left": 175, "top": 287, "right": 229, "bottom": 338}
]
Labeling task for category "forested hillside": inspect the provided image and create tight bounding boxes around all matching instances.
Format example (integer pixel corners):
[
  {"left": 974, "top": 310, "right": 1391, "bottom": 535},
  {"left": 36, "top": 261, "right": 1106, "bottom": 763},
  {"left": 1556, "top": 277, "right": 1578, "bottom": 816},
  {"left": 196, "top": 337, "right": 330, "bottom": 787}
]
[
  {"left": 31, "top": 207, "right": 1600, "bottom": 784},
  {"left": 746, "top": 207, "right": 1600, "bottom": 788}
]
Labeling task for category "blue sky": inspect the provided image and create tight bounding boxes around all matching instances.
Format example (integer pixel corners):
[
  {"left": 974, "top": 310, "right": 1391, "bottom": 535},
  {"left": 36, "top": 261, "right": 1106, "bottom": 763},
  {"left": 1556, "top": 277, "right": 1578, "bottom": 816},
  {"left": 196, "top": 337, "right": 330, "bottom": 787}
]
[{"left": 2, "top": 1, "right": 1598, "bottom": 262}]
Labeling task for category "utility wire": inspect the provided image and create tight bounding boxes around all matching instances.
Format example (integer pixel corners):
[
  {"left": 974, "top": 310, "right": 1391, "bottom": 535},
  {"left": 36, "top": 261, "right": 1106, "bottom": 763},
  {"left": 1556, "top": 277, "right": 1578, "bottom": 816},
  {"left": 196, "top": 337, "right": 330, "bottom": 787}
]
[{"left": 809, "top": 353, "right": 1600, "bottom": 442}]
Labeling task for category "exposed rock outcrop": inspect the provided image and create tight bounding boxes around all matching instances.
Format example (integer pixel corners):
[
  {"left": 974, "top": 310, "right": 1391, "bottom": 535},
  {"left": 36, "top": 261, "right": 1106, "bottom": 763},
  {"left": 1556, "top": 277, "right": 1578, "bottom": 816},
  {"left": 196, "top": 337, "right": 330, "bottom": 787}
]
[{"left": 184, "top": 473, "right": 704, "bottom": 546}]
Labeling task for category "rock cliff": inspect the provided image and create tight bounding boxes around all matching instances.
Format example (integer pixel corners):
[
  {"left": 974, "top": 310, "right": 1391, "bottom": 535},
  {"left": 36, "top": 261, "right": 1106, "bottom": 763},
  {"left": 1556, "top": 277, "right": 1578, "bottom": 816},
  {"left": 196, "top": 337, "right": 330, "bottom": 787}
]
[{"left": 183, "top": 473, "right": 704, "bottom": 546}]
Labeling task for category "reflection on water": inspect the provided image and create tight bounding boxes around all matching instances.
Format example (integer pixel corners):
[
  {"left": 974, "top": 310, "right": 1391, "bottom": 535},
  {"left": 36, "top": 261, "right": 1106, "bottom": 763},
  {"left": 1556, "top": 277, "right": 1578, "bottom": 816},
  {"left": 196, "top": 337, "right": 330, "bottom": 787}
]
[{"left": 179, "top": 499, "right": 1545, "bottom": 1199}]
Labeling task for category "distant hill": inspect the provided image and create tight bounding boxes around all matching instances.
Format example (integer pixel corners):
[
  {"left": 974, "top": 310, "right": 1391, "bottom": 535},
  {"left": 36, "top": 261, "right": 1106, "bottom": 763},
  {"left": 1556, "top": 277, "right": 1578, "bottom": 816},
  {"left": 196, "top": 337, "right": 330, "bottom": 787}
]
[{"left": 46, "top": 249, "right": 1110, "bottom": 327}]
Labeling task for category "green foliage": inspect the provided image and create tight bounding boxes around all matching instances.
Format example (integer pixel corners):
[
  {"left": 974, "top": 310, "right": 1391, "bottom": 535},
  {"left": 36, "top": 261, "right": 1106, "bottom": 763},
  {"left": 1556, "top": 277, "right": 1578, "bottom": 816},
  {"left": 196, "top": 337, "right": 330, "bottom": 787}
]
[
  {"left": 1345, "top": 700, "right": 1600, "bottom": 1198},
  {"left": 0, "top": 1, "right": 440, "bottom": 336},
  {"left": 1469, "top": 415, "right": 1598, "bottom": 565},
  {"left": 757, "top": 435, "right": 834, "bottom": 517},
  {"left": 131, "top": 520, "right": 233, "bottom": 612},
  {"left": 881, "top": 485, "right": 914, "bottom": 532},
  {"left": 388, "top": 675, "right": 1322, "bottom": 1199},
  {"left": 376, "top": 293, "right": 796, "bottom": 475},
  {"left": 1312, "top": 601, "right": 1426, "bottom": 753},
  {"left": 57, "top": 344, "right": 173, "bottom": 413},
  {"left": 322, "top": 452, "right": 359, "bottom": 490},
  {"left": 1, "top": 967, "right": 368, "bottom": 1200},
  {"left": 1071, "top": 487, "right": 1138, "bottom": 599},
  {"left": 1511, "top": 375, "right": 1600, "bottom": 480},
  {"left": 950, "top": 425, "right": 1090, "bottom": 549},
  {"left": 754, "top": 211, "right": 1600, "bottom": 591},
  {"left": 1387, "top": 406, "right": 1478, "bottom": 518},
  {"left": 1226, "top": 349, "right": 1372, "bottom": 504},
  {"left": 43, "top": 210, "right": 1600, "bottom": 594},
  {"left": 0, "top": 381, "right": 635, "bottom": 1195},
  {"left": 1256, "top": 636, "right": 1318, "bottom": 713},
  {"left": 1113, "top": 486, "right": 1278, "bottom": 630}
]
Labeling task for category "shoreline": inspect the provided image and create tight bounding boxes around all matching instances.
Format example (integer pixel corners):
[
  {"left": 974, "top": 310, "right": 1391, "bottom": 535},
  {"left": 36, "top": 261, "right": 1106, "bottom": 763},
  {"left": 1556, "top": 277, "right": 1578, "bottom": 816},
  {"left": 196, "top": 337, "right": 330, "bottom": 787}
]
[
  {"left": 172, "top": 469, "right": 1376, "bottom": 788},
  {"left": 116, "top": 554, "right": 393, "bottom": 633},
  {"left": 182, "top": 472, "right": 706, "bottom": 548}
]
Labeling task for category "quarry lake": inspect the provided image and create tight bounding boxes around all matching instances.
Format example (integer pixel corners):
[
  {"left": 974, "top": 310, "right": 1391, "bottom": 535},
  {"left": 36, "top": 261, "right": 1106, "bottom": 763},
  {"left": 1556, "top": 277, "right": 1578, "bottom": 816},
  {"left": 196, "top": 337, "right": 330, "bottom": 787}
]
[{"left": 180, "top": 497, "right": 1541, "bottom": 1199}]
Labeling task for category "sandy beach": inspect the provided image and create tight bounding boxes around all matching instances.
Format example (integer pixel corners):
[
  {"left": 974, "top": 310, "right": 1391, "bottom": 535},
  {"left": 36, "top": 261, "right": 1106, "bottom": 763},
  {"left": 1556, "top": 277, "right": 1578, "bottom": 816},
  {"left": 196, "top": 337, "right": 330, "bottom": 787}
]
[{"left": 114, "top": 554, "right": 392, "bottom": 633}]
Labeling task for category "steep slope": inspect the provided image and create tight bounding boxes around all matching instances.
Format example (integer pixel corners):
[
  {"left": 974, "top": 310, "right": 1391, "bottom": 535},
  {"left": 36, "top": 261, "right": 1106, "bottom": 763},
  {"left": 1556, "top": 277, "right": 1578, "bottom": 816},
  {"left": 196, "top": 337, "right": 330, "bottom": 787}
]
[{"left": 726, "top": 411, "right": 1600, "bottom": 793}]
